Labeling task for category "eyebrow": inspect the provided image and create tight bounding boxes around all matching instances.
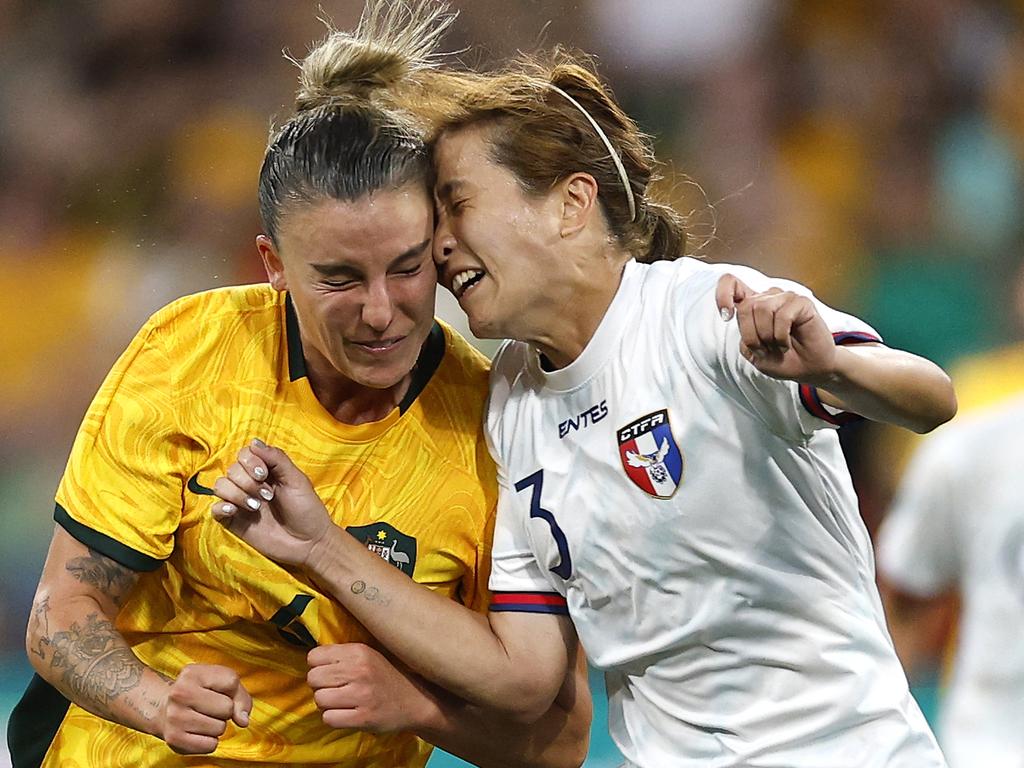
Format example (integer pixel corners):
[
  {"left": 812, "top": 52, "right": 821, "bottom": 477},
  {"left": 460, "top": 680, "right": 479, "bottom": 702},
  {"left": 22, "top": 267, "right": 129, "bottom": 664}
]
[{"left": 310, "top": 237, "right": 431, "bottom": 278}]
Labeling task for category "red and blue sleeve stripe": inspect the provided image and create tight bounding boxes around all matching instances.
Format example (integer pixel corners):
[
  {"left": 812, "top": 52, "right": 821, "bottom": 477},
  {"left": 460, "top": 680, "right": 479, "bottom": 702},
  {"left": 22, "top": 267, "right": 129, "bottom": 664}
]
[
  {"left": 489, "top": 591, "right": 569, "bottom": 615},
  {"left": 799, "top": 331, "right": 881, "bottom": 426}
]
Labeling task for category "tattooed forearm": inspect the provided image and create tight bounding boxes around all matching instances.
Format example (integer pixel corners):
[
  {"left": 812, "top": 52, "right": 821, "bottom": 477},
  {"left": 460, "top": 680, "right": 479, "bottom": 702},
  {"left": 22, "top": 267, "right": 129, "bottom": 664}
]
[
  {"left": 45, "top": 613, "right": 146, "bottom": 720},
  {"left": 350, "top": 580, "right": 392, "bottom": 607},
  {"left": 65, "top": 549, "right": 138, "bottom": 607}
]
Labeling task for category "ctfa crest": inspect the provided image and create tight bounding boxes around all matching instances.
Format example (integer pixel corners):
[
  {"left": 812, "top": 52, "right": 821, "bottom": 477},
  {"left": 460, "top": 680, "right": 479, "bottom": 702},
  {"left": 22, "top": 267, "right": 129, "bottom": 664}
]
[
  {"left": 345, "top": 522, "right": 417, "bottom": 576},
  {"left": 617, "top": 409, "right": 684, "bottom": 499}
]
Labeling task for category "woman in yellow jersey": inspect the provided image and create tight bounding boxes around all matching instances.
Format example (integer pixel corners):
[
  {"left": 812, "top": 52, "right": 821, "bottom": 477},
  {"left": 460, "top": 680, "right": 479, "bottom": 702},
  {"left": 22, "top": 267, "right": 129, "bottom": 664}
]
[{"left": 10, "top": 3, "right": 590, "bottom": 767}]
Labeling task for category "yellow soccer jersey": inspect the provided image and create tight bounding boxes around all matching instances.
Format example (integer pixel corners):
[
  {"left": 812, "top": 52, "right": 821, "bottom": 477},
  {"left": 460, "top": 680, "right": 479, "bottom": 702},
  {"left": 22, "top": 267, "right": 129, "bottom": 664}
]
[{"left": 11, "top": 285, "right": 497, "bottom": 768}]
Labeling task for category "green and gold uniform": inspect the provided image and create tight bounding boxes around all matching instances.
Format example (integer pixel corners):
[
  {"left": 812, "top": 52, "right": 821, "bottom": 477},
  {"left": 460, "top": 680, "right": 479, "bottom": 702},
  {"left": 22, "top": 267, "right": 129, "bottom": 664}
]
[{"left": 9, "top": 285, "right": 496, "bottom": 767}]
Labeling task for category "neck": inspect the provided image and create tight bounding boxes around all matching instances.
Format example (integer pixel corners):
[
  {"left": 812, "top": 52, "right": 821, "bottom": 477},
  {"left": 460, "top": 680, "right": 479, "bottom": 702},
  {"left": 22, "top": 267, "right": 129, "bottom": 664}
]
[
  {"left": 305, "top": 357, "right": 411, "bottom": 425},
  {"left": 527, "top": 247, "right": 631, "bottom": 369}
]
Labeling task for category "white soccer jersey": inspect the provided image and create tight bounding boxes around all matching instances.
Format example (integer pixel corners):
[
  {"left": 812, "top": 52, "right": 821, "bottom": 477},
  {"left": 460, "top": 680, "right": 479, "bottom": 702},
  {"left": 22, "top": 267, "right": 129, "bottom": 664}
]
[
  {"left": 878, "top": 397, "right": 1024, "bottom": 768},
  {"left": 486, "top": 258, "right": 946, "bottom": 768}
]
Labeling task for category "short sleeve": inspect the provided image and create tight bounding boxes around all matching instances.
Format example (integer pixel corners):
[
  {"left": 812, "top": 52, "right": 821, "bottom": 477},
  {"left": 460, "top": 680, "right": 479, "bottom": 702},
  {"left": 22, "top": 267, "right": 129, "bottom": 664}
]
[
  {"left": 55, "top": 321, "right": 186, "bottom": 570},
  {"left": 672, "top": 263, "right": 882, "bottom": 441},
  {"left": 876, "top": 431, "right": 964, "bottom": 596},
  {"left": 483, "top": 350, "right": 569, "bottom": 616},
  {"left": 487, "top": 474, "right": 569, "bottom": 616}
]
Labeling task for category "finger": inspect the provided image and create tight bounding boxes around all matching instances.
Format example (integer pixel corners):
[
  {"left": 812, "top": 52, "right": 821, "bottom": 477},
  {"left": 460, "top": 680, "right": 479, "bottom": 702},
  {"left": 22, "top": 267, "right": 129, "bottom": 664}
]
[
  {"left": 179, "top": 709, "right": 230, "bottom": 738},
  {"left": 226, "top": 463, "right": 268, "bottom": 510},
  {"left": 322, "top": 707, "right": 364, "bottom": 730},
  {"left": 211, "top": 499, "right": 239, "bottom": 523},
  {"left": 314, "top": 684, "right": 358, "bottom": 711},
  {"left": 751, "top": 295, "right": 783, "bottom": 350},
  {"left": 213, "top": 476, "right": 257, "bottom": 513},
  {"left": 307, "top": 662, "right": 351, "bottom": 691},
  {"left": 771, "top": 297, "right": 802, "bottom": 352},
  {"left": 237, "top": 445, "right": 270, "bottom": 483},
  {"left": 168, "top": 684, "right": 235, "bottom": 723},
  {"left": 307, "top": 644, "right": 343, "bottom": 669},
  {"left": 715, "top": 274, "right": 752, "bottom": 321},
  {"left": 168, "top": 732, "right": 220, "bottom": 755},
  {"left": 733, "top": 295, "right": 761, "bottom": 354},
  {"left": 231, "top": 683, "right": 252, "bottom": 728},
  {"left": 250, "top": 443, "right": 309, "bottom": 490}
]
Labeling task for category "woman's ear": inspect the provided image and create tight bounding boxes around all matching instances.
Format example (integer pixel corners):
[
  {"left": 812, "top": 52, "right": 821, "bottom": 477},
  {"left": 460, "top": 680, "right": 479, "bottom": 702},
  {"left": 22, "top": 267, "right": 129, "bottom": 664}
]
[
  {"left": 559, "top": 172, "right": 600, "bottom": 239},
  {"left": 256, "top": 235, "right": 288, "bottom": 291}
]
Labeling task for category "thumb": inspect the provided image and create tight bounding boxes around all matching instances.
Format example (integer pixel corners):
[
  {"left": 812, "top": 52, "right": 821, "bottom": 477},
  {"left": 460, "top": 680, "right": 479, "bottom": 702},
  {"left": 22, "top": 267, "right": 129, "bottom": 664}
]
[{"left": 231, "top": 682, "right": 253, "bottom": 728}]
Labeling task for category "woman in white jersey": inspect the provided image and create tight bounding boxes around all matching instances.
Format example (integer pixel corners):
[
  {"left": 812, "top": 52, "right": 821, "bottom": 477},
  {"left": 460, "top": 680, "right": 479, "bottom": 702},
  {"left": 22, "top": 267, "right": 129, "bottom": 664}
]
[{"left": 212, "top": 48, "right": 957, "bottom": 767}]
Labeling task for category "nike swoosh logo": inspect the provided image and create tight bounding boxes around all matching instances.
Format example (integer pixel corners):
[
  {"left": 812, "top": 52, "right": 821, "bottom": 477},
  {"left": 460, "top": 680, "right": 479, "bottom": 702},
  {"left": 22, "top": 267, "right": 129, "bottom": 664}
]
[{"left": 187, "top": 472, "right": 216, "bottom": 496}]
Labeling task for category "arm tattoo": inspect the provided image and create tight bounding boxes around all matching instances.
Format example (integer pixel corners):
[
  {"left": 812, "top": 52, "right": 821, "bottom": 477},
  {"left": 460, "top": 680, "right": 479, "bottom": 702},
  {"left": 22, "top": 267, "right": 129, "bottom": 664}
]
[
  {"left": 46, "top": 612, "right": 149, "bottom": 721},
  {"left": 28, "top": 597, "right": 51, "bottom": 660},
  {"left": 350, "top": 580, "right": 391, "bottom": 607},
  {"left": 66, "top": 548, "right": 138, "bottom": 608}
]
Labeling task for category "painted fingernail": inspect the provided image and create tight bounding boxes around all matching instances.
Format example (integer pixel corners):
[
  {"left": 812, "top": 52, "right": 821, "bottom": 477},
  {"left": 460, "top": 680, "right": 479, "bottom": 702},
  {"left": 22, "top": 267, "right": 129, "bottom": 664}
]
[
  {"left": 246, "top": 497, "right": 261, "bottom": 511},
  {"left": 252, "top": 438, "right": 267, "bottom": 448},
  {"left": 720, "top": 307, "right": 733, "bottom": 322},
  {"left": 253, "top": 466, "right": 267, "bottom": 480},
  {"left": 238, "top": 710, "right": 250, "bottom": 727},
  {"left": 220, "top": 502, "right": 237, "bottom": 515},
  {"left": 259, "top": 487, "right": 274, "bottom": 501}
]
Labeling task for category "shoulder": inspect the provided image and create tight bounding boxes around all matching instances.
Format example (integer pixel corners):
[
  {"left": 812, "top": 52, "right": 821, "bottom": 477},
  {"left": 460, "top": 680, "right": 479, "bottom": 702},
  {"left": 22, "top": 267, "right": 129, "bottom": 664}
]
[
  {"left": 413, "top": 321, "right": 496, "bottom": 471},
  {"left": 145, "top": 284, "right": 282, "bottom": 350},
  {"left": 483, "top": 340, "right": 533, "bottom": 465},
  {"left": 428, "top": 321, "right": 492, "bottom": 411}
]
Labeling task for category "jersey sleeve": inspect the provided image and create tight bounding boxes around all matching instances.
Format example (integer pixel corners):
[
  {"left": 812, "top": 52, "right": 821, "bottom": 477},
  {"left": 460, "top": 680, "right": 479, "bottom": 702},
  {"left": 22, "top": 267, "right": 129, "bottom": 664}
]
[
  {"left": 487, "top": 475, "right": 569, "bottom": 616},
  {"left": 671, "top": 263, "right": 882, "bottom": 441},
  {"left": 484, "top": 345, "right": 569, "bottom": 616},
  {"left": 876, "top": 430, "right": 964, "bottom": 596},
  {"left": 55, "top": 318, "right": 188, "bottom": 570}
]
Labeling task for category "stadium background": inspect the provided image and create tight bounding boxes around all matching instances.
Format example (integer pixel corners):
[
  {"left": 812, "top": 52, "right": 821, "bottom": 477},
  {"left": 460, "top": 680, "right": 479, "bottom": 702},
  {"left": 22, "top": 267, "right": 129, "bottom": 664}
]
[{"left": 2, "top": 1, "right": 1023, "bottom": 765}]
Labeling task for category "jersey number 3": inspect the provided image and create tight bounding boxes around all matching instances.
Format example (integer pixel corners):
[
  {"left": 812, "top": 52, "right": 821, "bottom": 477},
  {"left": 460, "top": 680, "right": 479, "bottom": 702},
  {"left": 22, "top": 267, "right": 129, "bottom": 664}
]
[{"left": 514, "top": 470, "right": 572, "bottom": 579}]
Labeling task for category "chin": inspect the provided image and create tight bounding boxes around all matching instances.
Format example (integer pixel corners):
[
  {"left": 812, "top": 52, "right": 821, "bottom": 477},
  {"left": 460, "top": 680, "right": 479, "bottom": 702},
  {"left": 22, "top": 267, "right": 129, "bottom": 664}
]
[{"left": 467, "top": 313, "right": 505, "bottom": 341}]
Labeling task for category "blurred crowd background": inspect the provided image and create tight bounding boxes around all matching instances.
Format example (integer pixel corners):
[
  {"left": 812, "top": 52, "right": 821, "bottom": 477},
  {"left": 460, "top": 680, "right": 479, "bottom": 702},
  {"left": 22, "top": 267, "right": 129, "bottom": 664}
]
[{"left": 2, "top": 1, "right": 1023, "bottom": 766}]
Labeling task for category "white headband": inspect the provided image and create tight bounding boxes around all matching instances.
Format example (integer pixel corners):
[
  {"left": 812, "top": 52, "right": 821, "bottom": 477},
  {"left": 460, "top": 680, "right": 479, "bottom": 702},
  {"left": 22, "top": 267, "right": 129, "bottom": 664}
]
[{"left": 548, "top": 84, "right": 637, "bottom": 222}]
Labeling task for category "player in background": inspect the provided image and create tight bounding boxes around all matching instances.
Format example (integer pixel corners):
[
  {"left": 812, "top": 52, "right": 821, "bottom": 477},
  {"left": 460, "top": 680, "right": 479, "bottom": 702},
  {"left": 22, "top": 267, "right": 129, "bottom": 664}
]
[
  {"left": 9, "top": 3, "right": 590, "bottom": 767},
  {"left": 878, "top": 396, "right": 1024, "bottom": 767},
  {"left": 211, "top": 48, "right": 957, "bottom": 768}
]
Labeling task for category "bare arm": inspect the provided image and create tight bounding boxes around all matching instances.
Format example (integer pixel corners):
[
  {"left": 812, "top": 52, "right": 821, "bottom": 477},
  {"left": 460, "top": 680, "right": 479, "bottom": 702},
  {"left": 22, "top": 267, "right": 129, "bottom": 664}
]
[
  {"left": 27, "top": 526, "right": 169, "bottom": 734},
  {"left": 304, "top": 642, "right": 591, "bottom": 768},
  {"left": 810, "top": 344, "right": 956, "bottom": 434},
  {"left": 27, "top": 525, "right": 252, "bottom": 754},
  {"left": 716, "top": 275, "right": 957, "bottom": 433},
  {"left": 213, "top": 443, "right": 574, "bottom": 722}
]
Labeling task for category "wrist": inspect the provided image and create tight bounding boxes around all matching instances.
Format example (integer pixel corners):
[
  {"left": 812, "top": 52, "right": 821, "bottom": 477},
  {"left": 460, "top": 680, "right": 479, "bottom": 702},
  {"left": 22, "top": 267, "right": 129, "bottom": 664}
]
[
  {"left": 409, "top": 684, "right": 454, "bottom": 742},
  {"left": 801, "top": 346, "right": 852, "bottom": 390},
  {"left": 304, "top": 524, "right": 343, "bottom": 576}
]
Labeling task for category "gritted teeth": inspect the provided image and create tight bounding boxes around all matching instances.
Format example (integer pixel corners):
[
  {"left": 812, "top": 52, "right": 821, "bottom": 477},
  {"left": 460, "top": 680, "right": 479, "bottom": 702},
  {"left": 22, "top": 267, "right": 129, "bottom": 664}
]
[{"left": 452, "top": 269, "right": 485, "bottom": 298}]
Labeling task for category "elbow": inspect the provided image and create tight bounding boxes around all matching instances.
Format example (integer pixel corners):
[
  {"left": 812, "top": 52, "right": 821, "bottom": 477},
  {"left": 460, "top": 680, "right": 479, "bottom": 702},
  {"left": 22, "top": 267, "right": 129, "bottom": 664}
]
[
  {"left": 505, "top": 692, "right": 558, "bottom": 726},
  {"left": 499, "top": 675, "right": 563, "bottom": 725},
  {"left": 24, "top": 610, "right": 47, "bottom": 678},
  {"left": 913, "top": 380, "right": 958, "bottom": 434}
]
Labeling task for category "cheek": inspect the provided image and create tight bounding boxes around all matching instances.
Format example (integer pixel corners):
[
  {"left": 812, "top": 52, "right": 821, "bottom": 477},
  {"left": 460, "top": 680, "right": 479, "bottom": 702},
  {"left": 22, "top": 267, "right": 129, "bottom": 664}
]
[{"left": 397, "top": 270, "right": 439, "bottom": 314}]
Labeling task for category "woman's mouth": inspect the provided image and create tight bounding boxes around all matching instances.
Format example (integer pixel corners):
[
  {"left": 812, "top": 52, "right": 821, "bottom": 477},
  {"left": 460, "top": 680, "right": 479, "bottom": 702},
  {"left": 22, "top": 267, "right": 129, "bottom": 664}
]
[
  {"left": 452, "top": 269, "right": 485, "bottom": 299},
  {"left": 351, "top": 336, "right": 405, "bottom": 354}
]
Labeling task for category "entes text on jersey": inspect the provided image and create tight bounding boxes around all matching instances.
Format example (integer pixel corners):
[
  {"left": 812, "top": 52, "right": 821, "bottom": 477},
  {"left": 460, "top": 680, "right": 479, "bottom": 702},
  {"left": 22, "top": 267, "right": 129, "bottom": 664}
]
[{"left": 558, "top": 400, "right": 609, "bottom": 438}]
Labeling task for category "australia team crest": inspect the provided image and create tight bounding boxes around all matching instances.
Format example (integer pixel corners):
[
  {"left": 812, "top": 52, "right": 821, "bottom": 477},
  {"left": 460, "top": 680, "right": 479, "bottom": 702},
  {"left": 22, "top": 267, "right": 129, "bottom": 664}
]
[
  {"left": 345, "top": 522, "right": 417, "bottom": 576},
  {"left": 617, "top": 409, "right": 684, "bottom": 499}
]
